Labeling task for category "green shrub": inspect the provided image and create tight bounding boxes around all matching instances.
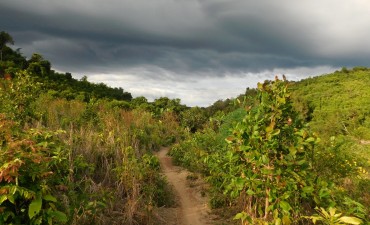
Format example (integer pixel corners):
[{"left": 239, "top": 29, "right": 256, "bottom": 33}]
[
  {"left": 0, "top": 70, "right": 40, "bottom": 124},
  {"left": 222, "top": 78, "right": 328, "bottom": 223},
  {"left": 0, "top": 115, "right": 69, "bottom": 224}
]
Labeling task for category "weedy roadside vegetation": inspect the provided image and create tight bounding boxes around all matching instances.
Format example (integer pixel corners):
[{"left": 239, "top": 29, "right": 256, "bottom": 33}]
[
  {"left": 170, "top": 73, "right": 369, "bottom": 224},
  {"left": 0, "top": 70, "right": 183, "bottom": 224},
  {"left": 1, "top": 32, "right": 369, "bottom": 224}
]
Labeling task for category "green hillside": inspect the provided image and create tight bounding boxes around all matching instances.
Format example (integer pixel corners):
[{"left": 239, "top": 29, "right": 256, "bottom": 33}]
[
  {"left": 291, "top": 67, "right": 370, "bottom": 140},
  {"left": 290, "top": 68, "right": 370, "bottom": 183},
  {"left": 171, "top": 71, "right": 370, "bottom": 224}
]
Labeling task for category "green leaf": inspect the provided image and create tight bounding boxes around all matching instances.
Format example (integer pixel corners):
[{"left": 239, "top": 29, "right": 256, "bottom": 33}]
[
  {"left": 29, "top": 194, "right": 42, "bottom": 219},
  {"left": 306, "top": 137, "right": 316, "bottom": 143},
  {"left": 50, "top": 210, "right": 68, "bottom": 223},
  {"left": 338, "top": 216, "right": 362, "bottom": 224},
  {"left": 48, "top": 216, "right": 53, "bottom": 225},
  {"left": 0, "top": 195, "right": 7, "bottom": 204},
  {"left": 235, "top": 177, "right": 245, "bottom": 190},
  {"left": 246, "top": 189, "right": 255, "bottom": 195},
  {"left": 282, "top": 215, "right": 291, "bottom": 225},
  {"left": 9, "top": 186, "right": 17, "bottom": 195},
  {"left": 7, "top": 195, "right": 15, "bottom": 204},
  {"left": 271, "top": 129, "right": 280, "bottom": 136},
  {"left": 97, "top": 201, "right": 107, "bottom": 208},
  {"left": 261, "top": 154, "right": 267, "bottom": 163},
  {"left": 318, "top": 207, "right": 330, "bottom": 218},
  {"left": 234, "top": 212, "right": 244, "bottom": 220},
  {"left": 310, "top": 216, "right": 320, "bottom": 224},
  {"left": 3, "top": 211, "right": 15, "bottom": 221},
  {"left": 234, "top": 212, "right": 248, "bottom": 220},
  {"left": 279, "top": 201, "right": 291, "bottom": 212},
  {"left": 319, "top": 188, "right": 330, "bottom": 199},
  {"left": 328, "top": 207, "right": 338, "bottom": 217},
  {"left": 266, "top": 121, "right": 275, "bottom": 133},
  {"left": 295, "top": 159, "right": 305, "bottom": 165},
  {"left": 43, "top": 194, "right": 57, "bottom": 202},
  {"left": 302, "top": 186, "right": 314, "bottom": 194},
  {"left": 289, "top": 146, "right": 297, "bottom": 156},
  {"left": 274, "top": 218, "right": 281, "bottom": 225},
  {"left": 278, "top": 97, "right": 286, "bottom": 104}
]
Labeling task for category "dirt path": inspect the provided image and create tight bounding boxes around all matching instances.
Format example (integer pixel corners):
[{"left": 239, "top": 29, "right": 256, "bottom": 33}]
[{"left": 155, "top": 147, "right": 212, "bottom": 225}]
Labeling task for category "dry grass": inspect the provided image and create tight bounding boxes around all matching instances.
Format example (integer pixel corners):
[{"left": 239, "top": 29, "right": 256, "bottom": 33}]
[{"left": 30, "top": 97, "right": 182, "bottom": 224}]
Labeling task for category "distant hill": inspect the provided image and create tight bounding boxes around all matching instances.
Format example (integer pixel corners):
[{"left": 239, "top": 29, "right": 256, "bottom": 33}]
[
  {"left": 290, "top": 67, "right": 370, "bottom": 140},
  {"left": 0, "top": 31, "right": 132, "bottom": 102}
]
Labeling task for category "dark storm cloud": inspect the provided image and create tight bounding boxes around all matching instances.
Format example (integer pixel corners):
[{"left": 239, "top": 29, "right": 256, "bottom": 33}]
[
  {"left": 1, "top": 0, "right": 370, "bottom": 105},
  {"left": 2, "top": 0, "right": 370, "bottom": 77}
]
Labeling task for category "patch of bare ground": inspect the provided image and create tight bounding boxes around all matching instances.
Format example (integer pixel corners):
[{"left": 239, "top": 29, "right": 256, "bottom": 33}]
[
  {"left": 154, "top": 147, "right": 214, "bottom": 225},
  {"left": 359, "top": 139, "right": 370, "bottom": 145}
]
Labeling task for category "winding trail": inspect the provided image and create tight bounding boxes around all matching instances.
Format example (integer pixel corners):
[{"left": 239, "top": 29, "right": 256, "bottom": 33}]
[{"left": 155, "top": 147, "right": 212, "bottom": 225}]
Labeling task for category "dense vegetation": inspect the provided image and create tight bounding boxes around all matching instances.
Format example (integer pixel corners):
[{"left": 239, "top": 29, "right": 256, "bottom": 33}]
[
  {"left": 0, "top": 32, "right": 132, "bottom": 102},
  {"left": 0, "top": 32, "right": 185, "bottom": 224},
  {"left": 170, "top": 73, "right": 370, "bottom": 224},
  {"left": 1, "top": 31, "right": 369, "bottom": 224}
]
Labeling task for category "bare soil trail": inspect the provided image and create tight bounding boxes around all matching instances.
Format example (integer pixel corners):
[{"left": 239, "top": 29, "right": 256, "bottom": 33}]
[{"left": 155, "top": 147, "right": 213, "bottom": 225}]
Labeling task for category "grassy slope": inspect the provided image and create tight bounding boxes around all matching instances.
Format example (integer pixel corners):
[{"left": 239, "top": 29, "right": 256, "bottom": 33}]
[
  {"left": 290, "top": 68, "right": 370, "bottom": 165},
  {"left": 290, "top": 67, "right": 370, "bottom": 139},
  {"left": 166, "top": 68, "right": 370, "bottom": 222}
]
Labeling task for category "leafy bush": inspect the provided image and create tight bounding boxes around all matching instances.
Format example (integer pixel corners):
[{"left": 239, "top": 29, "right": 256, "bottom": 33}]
[
  {"left": 304, "top": 207, "right": 363, "bottom": 225},
  {"left": 0, "top": 115, "right": 69, "bottom": 224},
  {"left": 0, "top": 70, "right": 40, "bottom": 124},
  {"left": 315, "top": 136, "right": 364, "bottom": 181},
  {"left": 169, "top": 128, "right": 223, "bottom": 173},
  {"left": 180, "top": 107, "right": 208, "bottom": 132},
  {"left": 221, "top": 78, "right": 330, "bottom": 224},
  {"left": 218, "top": 107, "right": 247, "bottom": 139}
]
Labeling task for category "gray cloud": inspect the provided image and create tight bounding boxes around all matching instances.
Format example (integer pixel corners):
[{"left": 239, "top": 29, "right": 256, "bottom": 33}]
[{"left": 1, "top": 0, "right": 370, "bottom": 105}]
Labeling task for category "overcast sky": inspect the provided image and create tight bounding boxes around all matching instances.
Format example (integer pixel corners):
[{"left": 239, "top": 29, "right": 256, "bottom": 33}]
[{"left": 1, "top": 0, "right": 370, "bottom": 106}]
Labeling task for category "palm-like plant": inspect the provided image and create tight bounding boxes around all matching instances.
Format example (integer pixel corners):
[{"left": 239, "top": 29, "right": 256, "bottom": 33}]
[{"left": 304, "top": 207, "right": 362, "bottom": 225}]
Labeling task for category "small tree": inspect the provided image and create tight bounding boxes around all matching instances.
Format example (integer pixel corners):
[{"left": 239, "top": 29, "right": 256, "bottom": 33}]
[
  {"left": 0, "top": 31, "right": 14, "bottom": 62},
  {"left": 0, "top": 115, "right": 68, "bottom": 224},
  {"left": 225, "top": 77, "right": 324, "bottom": 224},
  {"left": 0, "top": 70, "right": 41, "bottom": 124},
  {"left": 27, "top": 53, "right": 51, "bottom": 76},
  {"left": 0, "top": 31, "right": 14, "bottom": 49},
  {"left": 180, "top": 107, "right": 208, "bottom": 132}
]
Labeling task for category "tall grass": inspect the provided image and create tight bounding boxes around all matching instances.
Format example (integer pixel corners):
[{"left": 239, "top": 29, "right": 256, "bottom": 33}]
[{"left": 31, "top": 96, "right": 182, "bottom": 224}]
